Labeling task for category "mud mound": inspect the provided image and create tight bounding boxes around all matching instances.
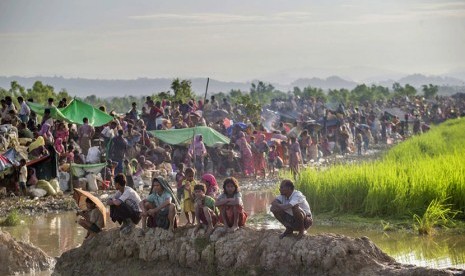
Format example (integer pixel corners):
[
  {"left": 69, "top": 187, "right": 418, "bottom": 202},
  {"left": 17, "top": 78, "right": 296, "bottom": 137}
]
[
  {"left": 0, "top": 229, "right": 55, "bottom": 275},
  {"left": 54, "top": 227, "right": 464, "bottom": 275}
]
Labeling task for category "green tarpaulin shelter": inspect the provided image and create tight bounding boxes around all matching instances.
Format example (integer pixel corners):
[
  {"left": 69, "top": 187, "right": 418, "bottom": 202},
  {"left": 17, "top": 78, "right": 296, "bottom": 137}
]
[
  {"left": 28, "top": 98, "right": 113, "bottom": 127},
  {"left": 27, "top": 102, "right": 69, "bottom": 122},
  {"left": 149, "top": 126, "right": 230, "bottom": 147},
  {"left": 70, "top": 162, "right": 107, "bottom": 177}
]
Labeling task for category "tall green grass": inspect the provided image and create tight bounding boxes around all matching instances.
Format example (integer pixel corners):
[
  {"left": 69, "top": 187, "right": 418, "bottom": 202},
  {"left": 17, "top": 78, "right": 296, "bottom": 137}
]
[{"left": 297, "top": 118, "right": 465, "bottom": 219}]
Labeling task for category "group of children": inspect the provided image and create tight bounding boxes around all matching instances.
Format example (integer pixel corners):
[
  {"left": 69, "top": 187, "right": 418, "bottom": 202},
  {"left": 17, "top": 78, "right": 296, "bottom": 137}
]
[{"left": 176, "top": 167, "right": 248, "bottom": 235}]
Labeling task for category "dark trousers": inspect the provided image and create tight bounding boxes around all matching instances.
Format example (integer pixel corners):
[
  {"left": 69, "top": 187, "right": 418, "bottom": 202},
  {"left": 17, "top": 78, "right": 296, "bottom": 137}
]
[{"left": 110, "top": 202, "right": 141, "bottom": 225}]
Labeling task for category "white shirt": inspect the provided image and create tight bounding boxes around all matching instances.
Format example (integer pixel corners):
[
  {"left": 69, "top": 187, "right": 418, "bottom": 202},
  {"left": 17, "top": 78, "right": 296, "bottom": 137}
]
[
  {"left": 101, "top": 126, "right": 115, "bottom": 139},
  {"left": 19, "top": 166, "right": 27, "bottom": 182},
  {"left": 114, "top": 186, "right": 142, "bottom": 212},
  {"left": 19, "top": 102, "right": 31, "bottom": 116},
  {"left": 276, "top": 190, "right": 312, "bottom": 217}
]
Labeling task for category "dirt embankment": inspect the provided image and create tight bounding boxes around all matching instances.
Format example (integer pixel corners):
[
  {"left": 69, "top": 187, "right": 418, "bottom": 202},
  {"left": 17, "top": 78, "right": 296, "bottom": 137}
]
[
  {"left": 0, "top": 229, "right": 55, "bottom": 275},
  {"left": 53, "top": 227, "right": 463, "bottom": 276}
]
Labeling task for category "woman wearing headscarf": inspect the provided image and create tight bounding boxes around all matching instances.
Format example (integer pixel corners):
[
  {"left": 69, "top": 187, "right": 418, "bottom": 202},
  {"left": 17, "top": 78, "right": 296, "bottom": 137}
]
[
  {"left": 54, "top": 137, "right": 65, "bottom": 155},
  {"left": 140, "top": 176, "right": 181, "bottom": 231},
  {"left": 188, "top": 134, "right": 207, "bottom": 177},
  {"left": 38, "top": 123, "right": 54, "bottom": 144},
  {"left": 201, "top": 173, "right": 219, "bottom": 198},
  {"left": 235, "top": 132, "right": 254, "bottom": 176}
]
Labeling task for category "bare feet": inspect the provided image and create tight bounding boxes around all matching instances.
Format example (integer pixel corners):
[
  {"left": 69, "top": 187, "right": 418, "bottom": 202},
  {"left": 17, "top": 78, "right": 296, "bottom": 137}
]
[
  {"left": 228, "top": 225, "right": 239, "bottom": 233},
  {"left": 205, "top": 225, "right": 214, "bottom": 237},
  {"left": 193, "top": 224, "right": 202, "bottom": 234},
  {"left": 279, "top": 228, "right": 293, "bottom": 239}
]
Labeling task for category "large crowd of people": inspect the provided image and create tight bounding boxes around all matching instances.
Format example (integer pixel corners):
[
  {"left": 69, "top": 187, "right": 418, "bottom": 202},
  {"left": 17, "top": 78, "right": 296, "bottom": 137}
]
[{"left": 0, "top": 91, "right": 463, "bottom": 239}]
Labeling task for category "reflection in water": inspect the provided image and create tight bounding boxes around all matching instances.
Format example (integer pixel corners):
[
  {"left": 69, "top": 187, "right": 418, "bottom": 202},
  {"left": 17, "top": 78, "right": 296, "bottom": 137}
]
[{"left": 2, "top": 191, "right": 465, "bottom": 270}]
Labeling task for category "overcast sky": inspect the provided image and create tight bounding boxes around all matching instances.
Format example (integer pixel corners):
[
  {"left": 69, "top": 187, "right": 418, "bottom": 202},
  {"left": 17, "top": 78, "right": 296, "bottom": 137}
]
[{"left": 0, "top": 0, "right": 464, "bottom": 83}]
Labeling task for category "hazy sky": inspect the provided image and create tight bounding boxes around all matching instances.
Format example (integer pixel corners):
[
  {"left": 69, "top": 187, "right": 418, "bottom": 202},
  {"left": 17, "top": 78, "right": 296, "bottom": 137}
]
[{"left": 1, "top": 0, "right": 464, "bottom": 83}]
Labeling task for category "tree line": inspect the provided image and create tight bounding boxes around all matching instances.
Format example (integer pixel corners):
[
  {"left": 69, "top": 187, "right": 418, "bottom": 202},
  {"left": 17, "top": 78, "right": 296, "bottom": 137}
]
[{"left": 0, "top": 78, "right": 439, "bottom": 117}]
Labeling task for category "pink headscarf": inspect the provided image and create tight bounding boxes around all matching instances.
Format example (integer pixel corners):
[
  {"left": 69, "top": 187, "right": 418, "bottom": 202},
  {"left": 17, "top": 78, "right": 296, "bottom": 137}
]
[
  {"left": 202, "top": 173, "right": 218, "bottom": 197},
  {"left": 54, "top": 137, "right": 64, "bottom": 153}
]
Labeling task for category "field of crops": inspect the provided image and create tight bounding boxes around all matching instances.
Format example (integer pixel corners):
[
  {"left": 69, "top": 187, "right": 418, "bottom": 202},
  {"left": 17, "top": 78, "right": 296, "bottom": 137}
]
[{"left": 297, "top": 118, "right": 465, "bottom": 219}]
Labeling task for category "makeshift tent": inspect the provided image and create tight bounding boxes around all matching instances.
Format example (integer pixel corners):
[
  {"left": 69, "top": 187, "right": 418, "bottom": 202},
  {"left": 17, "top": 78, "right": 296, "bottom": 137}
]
[
  {"left": 149, "top": 126, "right": 230, "bottom": 147},
  {"left": 70, "top": 163, "right": 107, "bottom": 178},
  {"left": 60, "top": 98, "right": 113, "bottom": 127},
  {"left": 27, "top": 145, "right": 59, "bottom": 181},
  {"left": 28, "top": 98, "right": 113, "bottom": 127},
  {"left": 27, "top": 102, "right": 69, "bottom": 122}
]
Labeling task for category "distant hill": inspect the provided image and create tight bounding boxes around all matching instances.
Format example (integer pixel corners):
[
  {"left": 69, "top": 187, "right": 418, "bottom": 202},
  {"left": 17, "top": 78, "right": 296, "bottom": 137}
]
[
  {"left": 376, "top": 73, "right": 465, "bottom": 88},
  {"left": 291, "top": 76, "right": 358, "bottom": 90},
  {"left": 0, "top": 74, "right": 464, "bottom": 98},
  {"left": 0, "top": 76, "right": 251, "bottom": 98}
]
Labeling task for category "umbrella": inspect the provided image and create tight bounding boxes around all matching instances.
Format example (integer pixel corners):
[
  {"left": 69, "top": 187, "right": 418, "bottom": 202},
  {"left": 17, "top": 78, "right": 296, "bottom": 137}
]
[
  {"left": 272, "top": 133, "right": 288, "bottom": 141},
  {"left": 356, "top": 124, "right": 370, "bottom": 130},
  {"left": 73, "top": 188, "right": 107, "bottom": 228},
  {"left": 209, "top": 109, "right": 229, "bottom": 120}
]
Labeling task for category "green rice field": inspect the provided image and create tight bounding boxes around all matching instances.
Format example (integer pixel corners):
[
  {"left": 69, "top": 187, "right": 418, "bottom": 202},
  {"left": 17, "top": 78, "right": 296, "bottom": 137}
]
[{"left": 297, "top": 118, "right": 465, "bottom": 220}]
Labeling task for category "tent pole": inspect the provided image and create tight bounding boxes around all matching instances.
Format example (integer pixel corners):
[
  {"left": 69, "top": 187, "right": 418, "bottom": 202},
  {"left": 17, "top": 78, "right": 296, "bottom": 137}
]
[{"left": 203, "top": 77, "right": 210, "bottom": 106}]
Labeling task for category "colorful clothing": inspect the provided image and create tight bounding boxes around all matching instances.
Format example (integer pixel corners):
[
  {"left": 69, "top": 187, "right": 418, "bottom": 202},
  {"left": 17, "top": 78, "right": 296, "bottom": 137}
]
[
  {"left": 146, "top": 190, "right": 172, "bottom": 211},
  {"left": 253, "top": 135, "right": 268, "bottom": 175},
  {"left": 198, "top": 195, "right": 218, "bottom": 225},
  {"left": 182, "top": 179, "right": 196, "bottom": 212},
  {"left": 236, "top": 133, "right": 254, "bottom": 175},
  {"left": 202, "top": 173, "right": 219, "bottom": 198},
  {"left": 217, "top": 192, "right": 247, "bottom": 227}
]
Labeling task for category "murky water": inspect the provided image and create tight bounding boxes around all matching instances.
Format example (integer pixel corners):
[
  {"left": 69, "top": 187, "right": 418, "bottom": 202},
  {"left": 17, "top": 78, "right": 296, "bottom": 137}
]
[{"left": 2, "top": 191, "right": 465, "bottom": 272}]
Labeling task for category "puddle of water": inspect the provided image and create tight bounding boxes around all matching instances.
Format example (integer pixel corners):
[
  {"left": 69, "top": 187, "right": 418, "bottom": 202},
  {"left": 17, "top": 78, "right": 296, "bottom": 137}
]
[{"left": 2, "top": 191, "right": 465, "bottom": 271}]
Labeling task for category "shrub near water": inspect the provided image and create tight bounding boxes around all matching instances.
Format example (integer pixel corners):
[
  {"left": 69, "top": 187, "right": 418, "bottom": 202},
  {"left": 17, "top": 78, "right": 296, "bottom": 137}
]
[
  {"left": 1, "top": 209, "right": 21, "bottom": 226},
  {"left": 297, "top": 118, "right": 465, "bottom": 219}
]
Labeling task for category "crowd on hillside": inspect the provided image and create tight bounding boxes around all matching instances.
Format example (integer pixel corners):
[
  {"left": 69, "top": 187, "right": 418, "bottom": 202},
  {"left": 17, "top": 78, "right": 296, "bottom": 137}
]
[
  {"left": 0, "top": 91, "right": 463, "bottom": 239},
  {"left": 0, "top": 92, "right": 463, "bottom": 192}
]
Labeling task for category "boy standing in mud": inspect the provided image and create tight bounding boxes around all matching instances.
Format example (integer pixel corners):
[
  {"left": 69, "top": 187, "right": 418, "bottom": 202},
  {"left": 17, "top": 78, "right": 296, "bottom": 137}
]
[{"left": 271, "top": 179, "right": 313, "bottom": 239}]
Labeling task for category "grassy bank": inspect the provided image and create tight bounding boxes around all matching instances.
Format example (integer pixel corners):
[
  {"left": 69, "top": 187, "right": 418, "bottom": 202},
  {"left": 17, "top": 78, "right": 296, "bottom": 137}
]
[{"left": 297, "top": 119, "right": 465, "bottom": 222}]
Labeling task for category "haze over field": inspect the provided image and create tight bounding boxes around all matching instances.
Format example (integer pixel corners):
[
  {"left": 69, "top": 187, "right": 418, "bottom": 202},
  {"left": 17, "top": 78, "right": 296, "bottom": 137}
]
[{"left": 1, "top": 0, "right": 464, "bottom": 85}]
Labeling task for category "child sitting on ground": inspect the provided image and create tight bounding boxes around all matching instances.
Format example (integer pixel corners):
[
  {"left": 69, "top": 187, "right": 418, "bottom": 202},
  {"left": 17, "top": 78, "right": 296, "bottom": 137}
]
[
  {"left": 215, "top": 177, "right": 248, "bottom": 232},
  {"left": 77, "top": 198, "right": 104, "bottom": 242},
  {"left": 182, "top": 167, "right": 197, "bottom": 225},
  {"left": 194, "top": 184, "right": 218, "bottom": 237}
]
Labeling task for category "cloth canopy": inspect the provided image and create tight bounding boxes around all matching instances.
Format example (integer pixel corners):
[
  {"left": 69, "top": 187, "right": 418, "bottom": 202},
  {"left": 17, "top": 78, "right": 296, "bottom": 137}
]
[
  {"left": 149, "top": 126, "right": 230, "bottom": 147},
  {"left": 28, "top": 98, "right": 113, "bottom": 127},
  {"left": 70, "top": 163, "right": 107, "bottom": 177}
]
